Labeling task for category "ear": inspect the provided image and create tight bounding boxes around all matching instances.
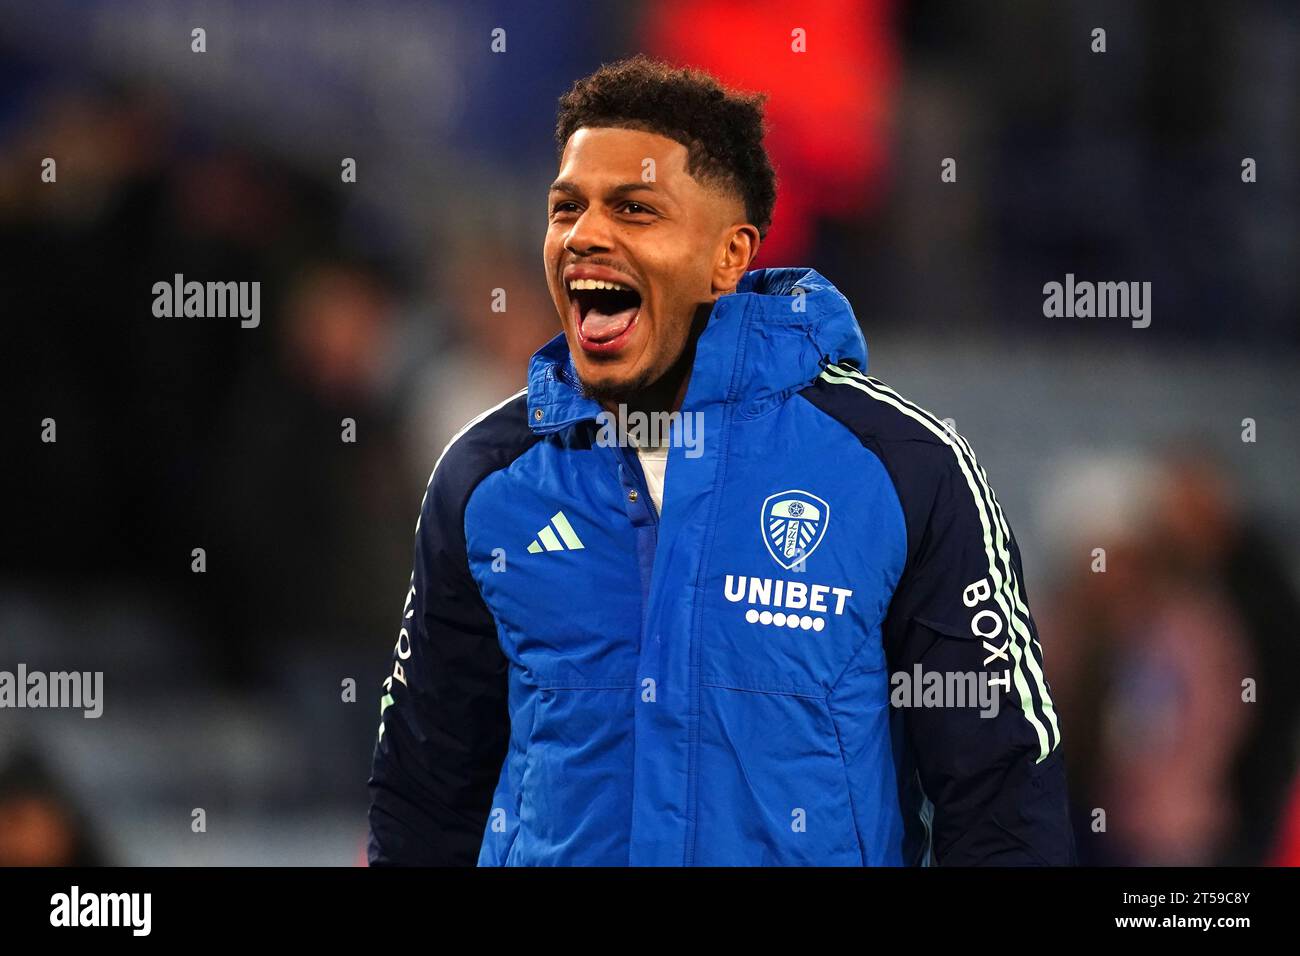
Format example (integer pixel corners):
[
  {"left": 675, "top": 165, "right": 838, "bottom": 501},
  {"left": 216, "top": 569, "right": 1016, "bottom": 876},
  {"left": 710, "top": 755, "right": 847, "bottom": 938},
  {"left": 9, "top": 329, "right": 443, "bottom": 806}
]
[{"left": 712, "top": 224, "right": 760, "bottom": 295}]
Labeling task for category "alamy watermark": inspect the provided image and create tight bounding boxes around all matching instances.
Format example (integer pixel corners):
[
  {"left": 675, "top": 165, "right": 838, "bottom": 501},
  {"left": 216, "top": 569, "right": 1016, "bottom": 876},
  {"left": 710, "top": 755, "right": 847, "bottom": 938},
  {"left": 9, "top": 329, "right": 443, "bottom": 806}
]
[
  {"left": 595, "top": 404, "right": 704, "bottom": 458},
  {"left": 152, "top": 273, "right": 260, "bottom": 328},
  {"left": 0, "top": 664, "right": 103, "bottom": 718},
  {"left": 50, "top": 886, "right": 150, "bottom": 936},
  {"left": 1042, "top": 273, "right": 1151, "bottom": 328},
  {"left": 890, "top": 665, "right": 1006, "bottom": 719}
]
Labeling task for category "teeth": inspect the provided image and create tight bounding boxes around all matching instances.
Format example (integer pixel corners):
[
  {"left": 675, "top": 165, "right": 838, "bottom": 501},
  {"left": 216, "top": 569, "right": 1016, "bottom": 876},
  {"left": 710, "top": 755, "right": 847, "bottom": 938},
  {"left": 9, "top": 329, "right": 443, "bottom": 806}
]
[{"left": 568, "top": 278, "right": 633, "bottom": 292}]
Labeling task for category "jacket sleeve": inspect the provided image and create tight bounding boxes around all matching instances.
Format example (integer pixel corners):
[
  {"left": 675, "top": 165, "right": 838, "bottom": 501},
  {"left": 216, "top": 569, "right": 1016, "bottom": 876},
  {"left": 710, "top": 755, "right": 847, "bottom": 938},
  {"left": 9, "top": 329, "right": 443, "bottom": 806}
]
[
  {"left": 366, "top": 450, "right": 510, "bottom": 866},
  {"left": 882, "top": 440, "right": 1075, "bottom": 866}
]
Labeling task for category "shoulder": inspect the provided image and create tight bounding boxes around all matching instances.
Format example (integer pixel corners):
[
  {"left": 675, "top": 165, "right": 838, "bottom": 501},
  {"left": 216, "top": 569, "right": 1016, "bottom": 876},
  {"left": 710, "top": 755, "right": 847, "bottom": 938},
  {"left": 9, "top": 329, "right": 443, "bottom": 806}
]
[
  {"left": 417, "top": 389, "right": 538, "bottom": 532},
  {"left": 797, "top": 362, "right": 999, "bottom": 553},
  {"left": 798, "top": 361, "right": 971, "bottom": 481},
  {"left": 798, "top": 362, "right": 953, "bottom": 445}
]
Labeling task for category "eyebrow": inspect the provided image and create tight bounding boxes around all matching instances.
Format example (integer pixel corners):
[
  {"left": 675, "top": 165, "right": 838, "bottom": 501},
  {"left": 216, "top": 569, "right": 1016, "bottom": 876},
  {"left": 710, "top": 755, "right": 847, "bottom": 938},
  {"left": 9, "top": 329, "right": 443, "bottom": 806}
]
[{"left": 548, "top": 180, "right": 659, "bottom": 197}]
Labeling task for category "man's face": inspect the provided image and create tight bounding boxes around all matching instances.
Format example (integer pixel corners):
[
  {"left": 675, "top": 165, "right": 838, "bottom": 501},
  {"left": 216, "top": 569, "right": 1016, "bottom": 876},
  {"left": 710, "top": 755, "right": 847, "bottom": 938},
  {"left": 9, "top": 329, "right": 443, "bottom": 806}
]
[{"left": 545, "top": 127, "right": 748, "bottom": 403}]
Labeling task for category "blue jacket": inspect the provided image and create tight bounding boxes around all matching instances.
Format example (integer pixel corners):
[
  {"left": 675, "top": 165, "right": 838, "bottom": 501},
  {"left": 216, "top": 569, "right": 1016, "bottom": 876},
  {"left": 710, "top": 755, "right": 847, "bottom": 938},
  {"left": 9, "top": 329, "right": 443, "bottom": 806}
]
[{"left": 368, "top": 267, "right": 1074, "bottom": 866}]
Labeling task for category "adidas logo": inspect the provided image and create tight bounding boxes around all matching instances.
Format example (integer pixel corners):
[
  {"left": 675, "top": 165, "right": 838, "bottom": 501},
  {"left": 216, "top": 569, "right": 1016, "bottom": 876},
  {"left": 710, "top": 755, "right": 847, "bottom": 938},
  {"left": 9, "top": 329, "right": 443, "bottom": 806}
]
[{"left": 526, "top": 511, "right": 585, "bottom": 553}]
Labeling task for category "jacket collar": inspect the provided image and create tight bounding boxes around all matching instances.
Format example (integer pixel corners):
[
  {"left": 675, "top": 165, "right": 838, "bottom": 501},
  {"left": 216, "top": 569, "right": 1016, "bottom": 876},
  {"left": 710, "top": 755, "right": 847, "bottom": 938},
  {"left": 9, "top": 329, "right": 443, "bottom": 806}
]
[{"left": 526, "top": 267, "right": 867, "bottom": 434}]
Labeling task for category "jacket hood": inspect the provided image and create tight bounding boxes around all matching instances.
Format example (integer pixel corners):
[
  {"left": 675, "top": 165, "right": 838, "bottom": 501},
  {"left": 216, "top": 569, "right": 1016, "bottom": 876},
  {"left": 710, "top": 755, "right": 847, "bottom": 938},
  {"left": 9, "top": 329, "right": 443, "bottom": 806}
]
[{"left": 527, "top": 266, "right": 867, "bottom": 433}]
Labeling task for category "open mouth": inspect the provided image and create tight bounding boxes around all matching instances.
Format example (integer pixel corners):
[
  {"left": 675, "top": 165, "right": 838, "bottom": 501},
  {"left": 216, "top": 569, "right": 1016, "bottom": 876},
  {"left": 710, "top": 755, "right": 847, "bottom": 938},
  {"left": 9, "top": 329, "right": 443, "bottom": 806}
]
[{"left": 568, "top": 278, "right": 642, "bottom": 352}]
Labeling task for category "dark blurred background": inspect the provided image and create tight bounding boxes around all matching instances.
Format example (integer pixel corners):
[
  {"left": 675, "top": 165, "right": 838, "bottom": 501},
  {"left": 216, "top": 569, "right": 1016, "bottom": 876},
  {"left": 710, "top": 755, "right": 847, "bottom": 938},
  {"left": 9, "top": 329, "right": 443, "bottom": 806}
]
[{"left": 0, "top": 0, "right": 1296, "bottom": 865}]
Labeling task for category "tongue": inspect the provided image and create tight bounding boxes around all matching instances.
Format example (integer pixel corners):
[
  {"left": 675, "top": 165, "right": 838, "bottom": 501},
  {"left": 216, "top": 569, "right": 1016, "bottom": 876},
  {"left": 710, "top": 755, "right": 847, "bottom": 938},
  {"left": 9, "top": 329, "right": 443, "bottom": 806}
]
[{"left": 581, "top": 304, "right": 638, "bottom": 343}]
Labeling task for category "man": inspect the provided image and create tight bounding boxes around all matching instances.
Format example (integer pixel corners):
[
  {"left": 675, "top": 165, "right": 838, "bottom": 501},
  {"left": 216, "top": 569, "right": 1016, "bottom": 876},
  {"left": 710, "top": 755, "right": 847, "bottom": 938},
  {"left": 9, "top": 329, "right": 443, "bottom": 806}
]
[{"left": 368, "top": 56, "right": 1074, "bottom": 866}]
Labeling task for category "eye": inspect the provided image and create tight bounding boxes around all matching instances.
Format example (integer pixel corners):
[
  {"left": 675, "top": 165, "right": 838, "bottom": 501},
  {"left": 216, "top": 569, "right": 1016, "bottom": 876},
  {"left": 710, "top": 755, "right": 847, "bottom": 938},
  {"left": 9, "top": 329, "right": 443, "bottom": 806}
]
[
  {"left": 619, "top": 201, "right": 653, "bottom": 216},
  {"left": 550, "top": 201, "right": 579, "bottom": 217}
]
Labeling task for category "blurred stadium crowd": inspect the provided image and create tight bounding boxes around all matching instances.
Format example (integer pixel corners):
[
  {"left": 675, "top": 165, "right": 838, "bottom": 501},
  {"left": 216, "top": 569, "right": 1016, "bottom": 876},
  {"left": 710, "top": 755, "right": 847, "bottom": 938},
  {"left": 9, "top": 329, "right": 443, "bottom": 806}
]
[{"left": 0, "top": 0, "right": 1297, "bottom": 865}]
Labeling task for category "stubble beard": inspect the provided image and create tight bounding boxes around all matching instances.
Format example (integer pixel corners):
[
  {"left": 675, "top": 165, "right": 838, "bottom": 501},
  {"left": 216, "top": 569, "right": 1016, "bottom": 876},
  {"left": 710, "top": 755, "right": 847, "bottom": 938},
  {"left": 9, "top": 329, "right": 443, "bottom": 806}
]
[{"left": 577, "top": 365, "right": 659, "bottom": 408}]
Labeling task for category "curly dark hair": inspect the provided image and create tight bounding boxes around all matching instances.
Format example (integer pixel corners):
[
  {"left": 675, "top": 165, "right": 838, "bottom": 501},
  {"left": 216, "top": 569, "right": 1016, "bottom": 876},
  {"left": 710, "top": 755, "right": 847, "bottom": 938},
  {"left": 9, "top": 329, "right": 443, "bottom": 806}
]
[{"left": 554, "top": 55, "right": 777, "bottom": 240}]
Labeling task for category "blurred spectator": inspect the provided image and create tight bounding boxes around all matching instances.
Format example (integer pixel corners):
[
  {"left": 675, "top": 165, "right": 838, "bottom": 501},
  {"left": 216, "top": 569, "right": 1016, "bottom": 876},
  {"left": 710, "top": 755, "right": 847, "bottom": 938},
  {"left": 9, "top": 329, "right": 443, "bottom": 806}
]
[
  {"left": 1042, "top": 446, "right": 1299, "bottom": 864},
  {"left": 0, "top": 743, "right": 108, "bottom": 866},
  {"left": 205, "top": 261, "right": 414, "bottom": 683},
  {"left": 1271, "top": 773, "right": 1300, "bottom": 866},
  {"left": 404, "top": 237, "right": 558, "bottom": 471},
  {"left": 1149, "top": 448, "right": 1300, "bottom": 862}
]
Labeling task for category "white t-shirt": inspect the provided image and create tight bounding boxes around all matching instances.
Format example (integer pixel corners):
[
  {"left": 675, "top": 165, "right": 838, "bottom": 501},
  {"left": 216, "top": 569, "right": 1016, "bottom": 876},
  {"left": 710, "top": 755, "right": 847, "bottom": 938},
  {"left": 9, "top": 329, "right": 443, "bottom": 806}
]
[{"left": 635, "top": 444, "right": 669, "bottom": 514}]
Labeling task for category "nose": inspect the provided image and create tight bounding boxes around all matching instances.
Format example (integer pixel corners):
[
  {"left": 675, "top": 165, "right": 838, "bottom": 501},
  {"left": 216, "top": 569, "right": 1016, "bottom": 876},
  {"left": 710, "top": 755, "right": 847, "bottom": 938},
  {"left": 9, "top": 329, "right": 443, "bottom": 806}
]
[{"left": 564, "top": 206, "right": 614, "bottom": 257}]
